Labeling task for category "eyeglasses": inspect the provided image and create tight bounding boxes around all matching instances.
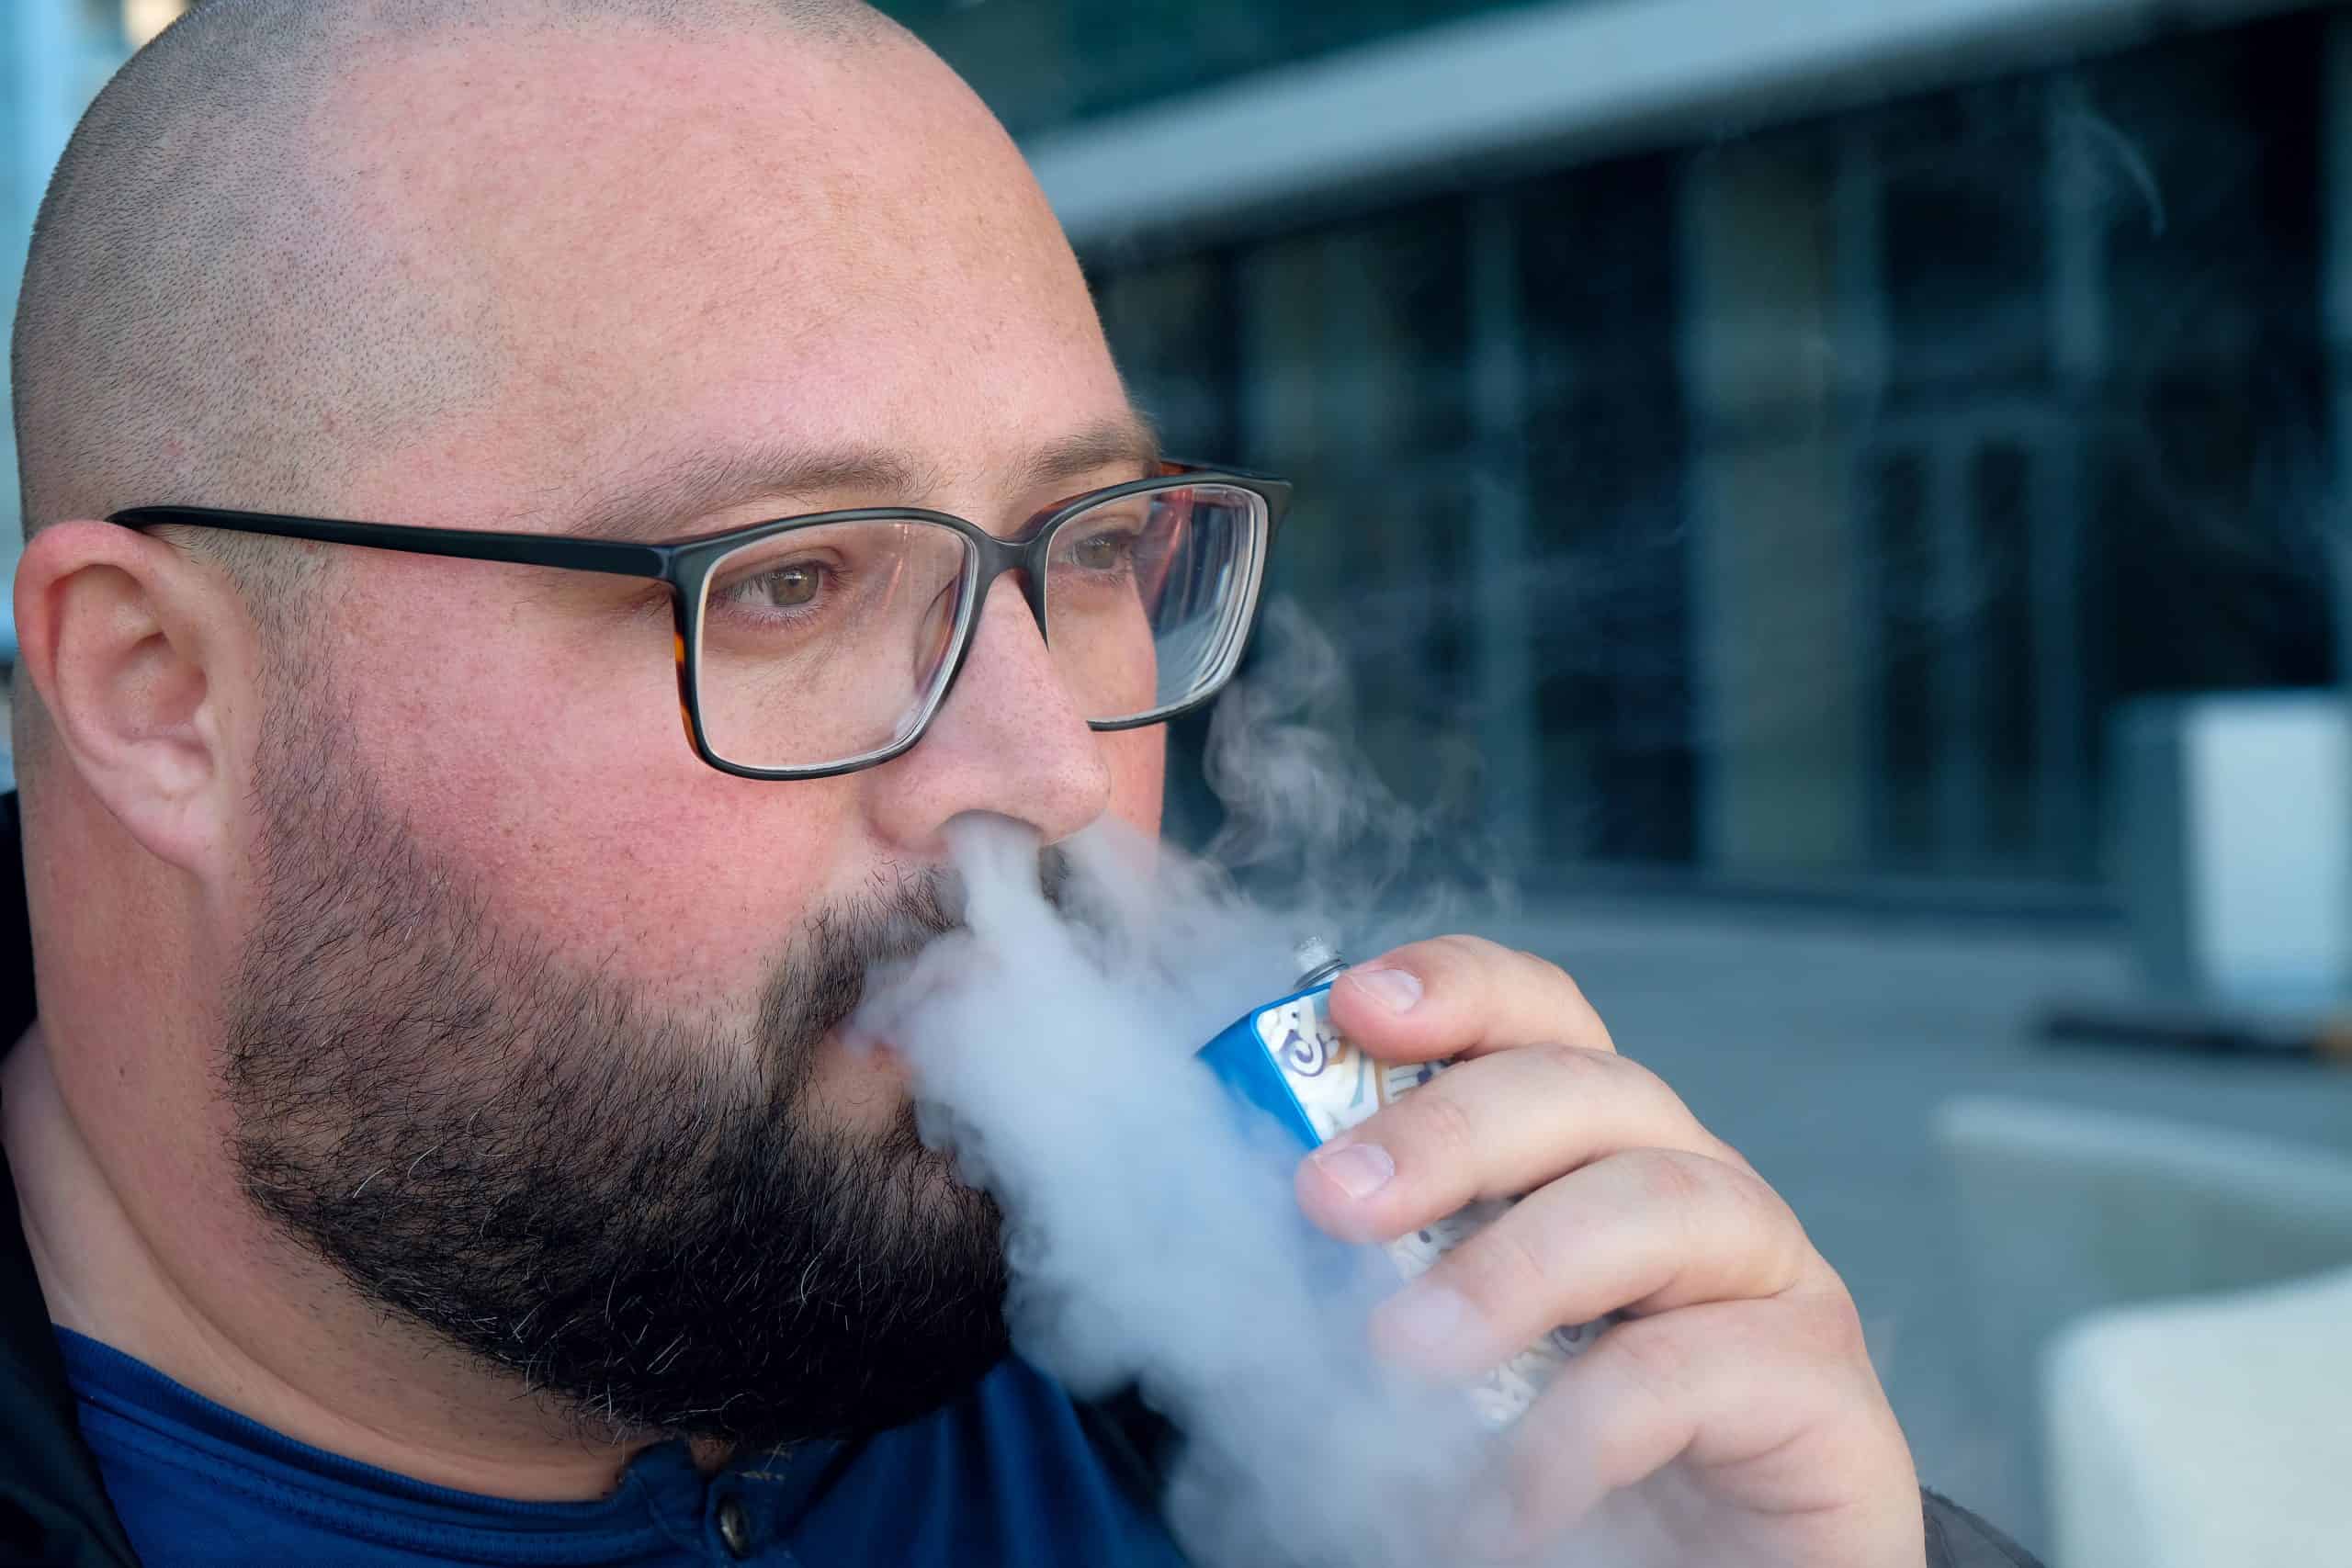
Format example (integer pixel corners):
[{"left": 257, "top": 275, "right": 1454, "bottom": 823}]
[{"left": 111, "top": 463, "right": 1291, "bottom": 779}]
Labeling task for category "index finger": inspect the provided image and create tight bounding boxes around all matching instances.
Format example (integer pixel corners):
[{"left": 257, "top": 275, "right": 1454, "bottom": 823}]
[{"left": 1327, "top": 935, "right": 1614, "bottom": 1063}]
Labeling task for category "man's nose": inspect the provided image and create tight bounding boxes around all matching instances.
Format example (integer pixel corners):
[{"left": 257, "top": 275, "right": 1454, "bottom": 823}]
[{"left": 860, "top": 579, "right": 1114, "bottom": 855}]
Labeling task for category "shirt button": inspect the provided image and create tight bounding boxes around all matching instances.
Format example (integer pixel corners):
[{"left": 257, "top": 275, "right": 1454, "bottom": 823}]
[{"left": 715, "top": 1495, "right": 752, "bottom": 1559}]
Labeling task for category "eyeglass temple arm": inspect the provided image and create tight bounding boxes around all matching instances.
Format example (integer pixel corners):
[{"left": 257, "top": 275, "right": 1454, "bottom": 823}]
[{"left": 108, "top": 505, "right": 671, "bottom": 580}]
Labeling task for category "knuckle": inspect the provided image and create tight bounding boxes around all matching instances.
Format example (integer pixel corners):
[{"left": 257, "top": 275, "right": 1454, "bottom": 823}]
[
  {"left": 1795, "top": 1287, "right": 1872, "bottom": 1366},
  {"left": 1528, "top": 1038, "right": 1655, "bottom": 1106},
  {"left": 1396, "top": 1079, "right": 1482, "bottom": 1166},
  {"left": 1452, "top": 1220, "right": 1556, "bottom": 1318},
  {"left": 1627, "top": 1145, "right": 1715, "bottom": 1215},
  {"left": 1616, "top": 1148, "right": 1813, "bottom": 1303},
  {"left": 1712, "top": 1155, "right": 1794, "bottom": 1230},
  {"left": 1424, "top": 932, "right": 1501, "bottom": 977},
  {"left": 1527, "top": 1037, "right": 1617, "bottom": 1090},
  {"left": 1608, "top": 1317, "right": 1697, "bottom": 1405}
]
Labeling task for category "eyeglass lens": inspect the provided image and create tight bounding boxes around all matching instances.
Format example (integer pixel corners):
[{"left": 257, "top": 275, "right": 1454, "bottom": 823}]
[{"left": 691, "top": 482, "right": 1262, "bottom": 773}]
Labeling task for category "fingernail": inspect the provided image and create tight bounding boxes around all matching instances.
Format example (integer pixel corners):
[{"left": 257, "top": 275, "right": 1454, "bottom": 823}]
[
  {"left": 1379, "top": 1281, "right": 1471, "bottom": 1354},
  {"left": 1312, "top": 1140, "right": 1395, "bottom": 1200},
  {"left": 1345, "top": 964, "right": 1423, "bottom": 1014}
]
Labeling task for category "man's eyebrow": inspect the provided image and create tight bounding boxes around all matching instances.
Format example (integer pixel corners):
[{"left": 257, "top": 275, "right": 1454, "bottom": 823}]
[
  {"left": 1013, "top": 415, "right": 1164, "bottom": 498},
  {"left": 560, "top": 441, "right": 935, "bottom": 544},
  {"left": 560, "top": 414, "right": 1164, "bottom": 545}
]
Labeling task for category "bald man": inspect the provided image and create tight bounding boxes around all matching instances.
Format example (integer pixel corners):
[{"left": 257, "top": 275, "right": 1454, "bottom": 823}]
[{"left": 0, "top": 3, "right": 2038, "bottom": 1565}]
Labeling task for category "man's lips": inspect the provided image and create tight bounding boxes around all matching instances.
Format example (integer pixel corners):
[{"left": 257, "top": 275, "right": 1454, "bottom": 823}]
[{"left": 827, "top": 1026, "right": 909, "bottom": 1074}]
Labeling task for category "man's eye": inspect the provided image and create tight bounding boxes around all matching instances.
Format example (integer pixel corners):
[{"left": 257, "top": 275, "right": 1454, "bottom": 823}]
[
  {"left": 743, "top": 563, "right": 822, "bottom": 609},
  {"left": 1069, "top": 531, "right": 1136, "bottom": 571}
]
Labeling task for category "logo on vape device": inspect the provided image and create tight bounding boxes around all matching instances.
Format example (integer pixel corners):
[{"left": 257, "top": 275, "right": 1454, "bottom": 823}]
[
  {"left": 1255, "top": 994, "right": 1456, "bottom": 1144},
  {"left": 1274, "top": 1020, "right": 1334, "bottom": 1077}
]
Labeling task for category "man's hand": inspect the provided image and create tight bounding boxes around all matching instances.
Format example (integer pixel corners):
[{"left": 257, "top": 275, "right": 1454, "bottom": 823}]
[{"left": 1295, "top": 936, "right": 1926, "bottom": 1568}]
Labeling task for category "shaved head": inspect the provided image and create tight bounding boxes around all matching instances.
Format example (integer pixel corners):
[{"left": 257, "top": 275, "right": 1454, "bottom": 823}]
[{"left": 12, "top": 0, "right": 899, "bottom": 536}]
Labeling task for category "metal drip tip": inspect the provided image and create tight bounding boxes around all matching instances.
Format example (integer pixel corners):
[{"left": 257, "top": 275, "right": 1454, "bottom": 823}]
[{"left": 1293, "top": 936, "right": 1348, "bottom": 989}]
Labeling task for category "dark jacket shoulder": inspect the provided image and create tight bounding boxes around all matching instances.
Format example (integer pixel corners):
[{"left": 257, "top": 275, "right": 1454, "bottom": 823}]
[
  {"left": 1, "top": 799, "right": 141, "bottom": 1567},
  {"left": 0, "top": 1149, "right": 141, "bottom": 1568},
  {"left": 1922, "top": 1489, "right": 2042, "bottom": 1567}
]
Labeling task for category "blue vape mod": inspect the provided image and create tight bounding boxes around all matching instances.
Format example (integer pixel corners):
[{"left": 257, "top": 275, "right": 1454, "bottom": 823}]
[{"left": 1195, "top": 943, "right": 1601, "bottom": 1425}]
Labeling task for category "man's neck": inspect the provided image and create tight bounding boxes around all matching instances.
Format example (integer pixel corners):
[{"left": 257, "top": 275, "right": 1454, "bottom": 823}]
[{"left": 3, "top": 1025, "right": 659, "bottom": 1501}]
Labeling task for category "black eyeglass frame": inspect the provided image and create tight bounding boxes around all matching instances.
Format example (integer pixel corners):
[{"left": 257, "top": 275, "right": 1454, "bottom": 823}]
[{"left": 110, "top": 461, "right": 1293, "bottom": 781}]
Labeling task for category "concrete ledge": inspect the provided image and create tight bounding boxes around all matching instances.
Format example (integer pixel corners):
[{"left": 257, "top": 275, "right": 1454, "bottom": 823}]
[{"left": 2045, "top": 1264, "right": 2352, "bottom": 1568}]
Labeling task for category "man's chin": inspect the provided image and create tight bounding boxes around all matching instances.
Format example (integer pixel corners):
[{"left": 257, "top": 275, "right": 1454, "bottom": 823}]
[
  {"left": 674, "top": 1332, "right": 1012, "bottom": 1450},
  {"left": 558, "top": 1173, "right": 1012, "bottom": 1446}
]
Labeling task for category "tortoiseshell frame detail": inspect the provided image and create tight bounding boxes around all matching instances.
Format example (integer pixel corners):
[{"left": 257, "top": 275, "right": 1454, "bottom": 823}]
[{"left": 111, "top": 461, "right": 1293, "bottom": 780}]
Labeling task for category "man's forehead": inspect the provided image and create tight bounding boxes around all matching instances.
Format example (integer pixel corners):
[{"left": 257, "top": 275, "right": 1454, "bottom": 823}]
[
  {"left": 556, "top": 415, "right": 1163, "bottom": 544},
  {"left": 334, "top": 22, "right": 996, "bottom": 254},
  {"left": 326, "top": 17, "right": 1130, "bottom": 539},
  {"left": 319, "top": 19, "right": 1065, "bottom": 367}
]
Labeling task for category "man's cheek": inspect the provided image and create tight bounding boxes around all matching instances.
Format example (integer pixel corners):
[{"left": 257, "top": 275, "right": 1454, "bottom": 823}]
[
  {"left": 337, "top": 675, "right": 845, "bottom": 993},
  {"left": 513, "top": 795, "right": 855, "bottom": 990}
]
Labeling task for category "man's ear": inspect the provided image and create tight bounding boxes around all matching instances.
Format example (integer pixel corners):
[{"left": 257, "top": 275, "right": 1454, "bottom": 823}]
[{"left": 13, "top": 521, "right": 249, "bottom": 874}]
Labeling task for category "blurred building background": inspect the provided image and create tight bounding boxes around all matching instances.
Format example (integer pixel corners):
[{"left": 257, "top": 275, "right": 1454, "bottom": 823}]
[
  {"left": 6, "top": 0, "right": 2347, "bottom": 909},
  {"left": 885, "top": 0, "right": 2352, "bottom": 909},
  {"left": 9, "top": 2, "right": 2352, "bottom": 1562}
]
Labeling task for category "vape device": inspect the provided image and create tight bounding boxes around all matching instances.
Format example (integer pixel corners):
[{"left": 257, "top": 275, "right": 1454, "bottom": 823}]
[{"left": 1196, "top": 943, "right": 1602, "bottom": 1426}]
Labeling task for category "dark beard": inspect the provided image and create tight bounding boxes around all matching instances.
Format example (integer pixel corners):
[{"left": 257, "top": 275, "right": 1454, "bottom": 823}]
[{"left": 223, "top": 694, "right": 1013, "bottom": 1450}]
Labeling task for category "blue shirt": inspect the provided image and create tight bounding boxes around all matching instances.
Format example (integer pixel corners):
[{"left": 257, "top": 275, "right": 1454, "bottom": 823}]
[{"left": 58, "top": 1329, "right": 1191, "bottom": 1566}]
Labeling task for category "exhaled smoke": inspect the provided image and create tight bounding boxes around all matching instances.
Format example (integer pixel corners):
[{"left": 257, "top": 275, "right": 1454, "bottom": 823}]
[
  {"left": 1201, "top": 598, "right": 1516, "bottom": 954},
  {"left": 854, "top": 815, "right": 1500, "bottom": 1568},
  {"left": 850, "top": 611, "right": 1573, "bottom": 1567}
]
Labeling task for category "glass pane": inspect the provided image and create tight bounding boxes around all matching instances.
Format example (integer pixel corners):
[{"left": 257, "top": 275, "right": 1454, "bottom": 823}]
[
  {"left": 1043, "top": 482, "right": 1261, "bottom": 722},
  {"left": 695, "top": 520, "right": 973, "bottom": 771}
]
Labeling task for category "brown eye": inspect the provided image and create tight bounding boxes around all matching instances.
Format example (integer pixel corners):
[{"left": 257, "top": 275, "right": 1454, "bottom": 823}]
[
  {"left": 738, "top": 564, "right": 832, "bottom": 611},
  {"left": 1069, "top": 530, "right": 1135, "bottom": 572},
  {"left": 750, "top": 563, "right": 820, "bottom": 608}
]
